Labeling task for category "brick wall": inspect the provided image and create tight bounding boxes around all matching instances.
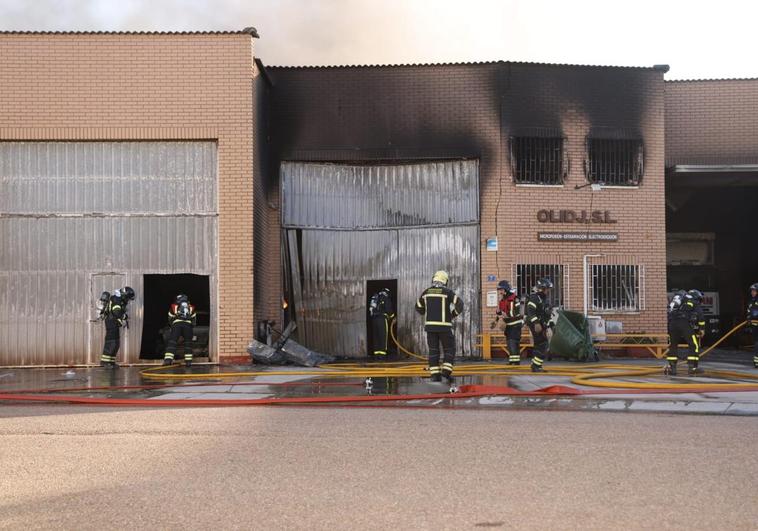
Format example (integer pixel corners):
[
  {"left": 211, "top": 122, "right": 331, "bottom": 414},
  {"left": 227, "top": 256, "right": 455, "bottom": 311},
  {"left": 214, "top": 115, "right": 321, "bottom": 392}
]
[
  {"left": 0, "top": 33, "right": 256, "bottom": 360},
  {"left": 269, "top": 62, "right": 668, "bottom": 337},
  {"left": 665, "top": 78, "right": 758, "bottom": 165}
]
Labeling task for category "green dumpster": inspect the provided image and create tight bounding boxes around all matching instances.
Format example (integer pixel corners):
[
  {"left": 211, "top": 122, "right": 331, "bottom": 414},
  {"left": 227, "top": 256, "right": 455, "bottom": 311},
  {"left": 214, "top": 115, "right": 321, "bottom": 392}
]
[{"left": 549, "top": 310, "right": 597, "bottom": 361}]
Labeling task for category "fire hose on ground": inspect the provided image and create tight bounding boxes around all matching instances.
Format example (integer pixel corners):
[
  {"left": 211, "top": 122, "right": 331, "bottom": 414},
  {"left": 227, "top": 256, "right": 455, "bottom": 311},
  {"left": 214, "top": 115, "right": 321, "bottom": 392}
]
[{"left": 0, "top": 321, "right": 755, "bottom": 406}]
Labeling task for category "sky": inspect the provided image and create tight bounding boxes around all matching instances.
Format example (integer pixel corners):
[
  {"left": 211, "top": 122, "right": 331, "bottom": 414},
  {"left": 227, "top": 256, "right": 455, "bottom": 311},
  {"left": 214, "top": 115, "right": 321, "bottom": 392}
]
[{"left": 1, "top": 0, "right": 756, "bottom": 80}]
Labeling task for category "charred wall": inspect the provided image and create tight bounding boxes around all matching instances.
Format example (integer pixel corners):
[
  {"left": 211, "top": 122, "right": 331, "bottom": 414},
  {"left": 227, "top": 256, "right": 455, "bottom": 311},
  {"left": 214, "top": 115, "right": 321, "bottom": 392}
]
[{"left": 265, "top": 61, "right": 667, "bottom": 335}]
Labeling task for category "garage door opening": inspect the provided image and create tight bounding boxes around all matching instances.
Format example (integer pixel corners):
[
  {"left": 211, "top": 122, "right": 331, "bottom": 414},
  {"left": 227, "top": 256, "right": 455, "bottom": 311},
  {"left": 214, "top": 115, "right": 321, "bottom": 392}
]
[
  {"left": 666, "top": 182, "right": 758, "bottom": 347},
  {"left": 140, "top": 274, "right": 211, "bottom": 360}
]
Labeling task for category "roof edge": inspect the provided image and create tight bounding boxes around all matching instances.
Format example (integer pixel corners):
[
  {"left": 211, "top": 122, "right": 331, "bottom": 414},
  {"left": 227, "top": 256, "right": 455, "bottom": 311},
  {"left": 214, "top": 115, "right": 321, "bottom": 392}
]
[
  {"left": 267, "top": 60, "right": 664, "bottom": 71},
  {"left": 666, "top": 76, "right": 758, "bottom": 83},
  {"left": 0, "top": 27, "right": 259, "bottom": 37}
]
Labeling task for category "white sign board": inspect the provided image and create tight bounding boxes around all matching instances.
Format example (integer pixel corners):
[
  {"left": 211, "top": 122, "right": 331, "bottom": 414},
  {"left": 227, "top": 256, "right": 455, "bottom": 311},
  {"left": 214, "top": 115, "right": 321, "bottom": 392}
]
[{"left": 486, "top": 290, "right": 498, "bottom": 307}]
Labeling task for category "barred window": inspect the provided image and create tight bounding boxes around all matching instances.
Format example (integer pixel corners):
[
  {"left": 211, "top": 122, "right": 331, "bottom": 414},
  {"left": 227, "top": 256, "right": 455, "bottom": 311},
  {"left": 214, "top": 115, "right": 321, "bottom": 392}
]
[
  {"left": 590, "top": 264, "right": 643, "bottom": 312},
  {"left": 515, "top": 264, "right": 567, "bottom": 308},
  {"left": 509, "top": 137, "right": 565, "bottom": 185},
  {"left": 585, "top": 138, "right": 644, "bottom": 186}
]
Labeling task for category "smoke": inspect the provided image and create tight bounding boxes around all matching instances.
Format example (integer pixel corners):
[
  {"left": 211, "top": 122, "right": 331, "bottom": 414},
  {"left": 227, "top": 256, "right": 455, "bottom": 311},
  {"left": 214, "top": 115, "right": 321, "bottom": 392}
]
[{"left": 1, "top": 0, "right": 758, "bottom": 78}]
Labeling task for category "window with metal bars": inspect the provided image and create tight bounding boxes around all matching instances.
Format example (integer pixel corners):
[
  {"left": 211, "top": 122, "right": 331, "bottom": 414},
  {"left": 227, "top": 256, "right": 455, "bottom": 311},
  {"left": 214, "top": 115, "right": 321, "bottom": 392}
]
[
  {"left": 509, "top": 137, "right": 565, "bottom": 185},
  {"left": 590, "top": 264, "right": 643, "bottom": 312},
  {"left": 514, "top": 264, "right": 566, "bottom": 308},
  {"left": 585, "top": 138, "right": 644, "bottom": 186}
]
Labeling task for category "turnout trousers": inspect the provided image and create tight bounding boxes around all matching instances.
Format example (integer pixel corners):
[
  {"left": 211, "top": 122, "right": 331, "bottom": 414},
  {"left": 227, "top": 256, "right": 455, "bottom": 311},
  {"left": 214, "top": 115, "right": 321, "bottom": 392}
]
[
  {"left": 426, "top": 329, "right": 456, "bottom": 379},
  {"left": 164, "top": 322, "right": 194, "bottom": 363},
  {"left": 371, "top": 315, "right": 389, "bottom": 357},
  {"left": 668, "top": 319, "right": 700, "bottom": 371},
  {"left": 101, "top": 317, "right": 121, "bottom": 365},
  {"left": 528, "top": 324, "right": 548, "bottom": 369},
  {"left": 505, "top": 322, "right": 522, "bottom": 365}
]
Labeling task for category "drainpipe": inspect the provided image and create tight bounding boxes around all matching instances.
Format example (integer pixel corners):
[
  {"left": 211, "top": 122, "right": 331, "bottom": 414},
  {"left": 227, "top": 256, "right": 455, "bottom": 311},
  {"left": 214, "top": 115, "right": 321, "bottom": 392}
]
[{"left": 583, "top": 254, "right": 604, "bottom": 316}]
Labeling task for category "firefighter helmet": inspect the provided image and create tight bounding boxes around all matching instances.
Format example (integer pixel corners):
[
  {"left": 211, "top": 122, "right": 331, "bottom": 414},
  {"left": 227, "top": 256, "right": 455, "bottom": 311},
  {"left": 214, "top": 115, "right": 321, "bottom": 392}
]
[
  {"left": 121, "top": 286, "right": 135, "bottom": 301},
  {"left": 535, "top": 278, "right": 554, "bottom": 291},
  {"left": 750, "top": 283, "right": 758, "bottom": 292},
  {"left": 688, "top": 289, "right": 704, "bottom": 302},
  {"left": 432, "top": 270, "right": 449, "bottom": 286},
  {"left": 176, "top": 293, "right": 189, "bottom": 304},
  {"left": 497, "top": 280, "right": 511, "bottom": 291}
]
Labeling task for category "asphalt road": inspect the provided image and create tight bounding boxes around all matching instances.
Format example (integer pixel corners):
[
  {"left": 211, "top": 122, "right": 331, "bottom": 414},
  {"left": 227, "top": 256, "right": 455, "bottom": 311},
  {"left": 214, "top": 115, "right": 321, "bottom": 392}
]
[{"left": 0, "top": 406, "right": 756, "bottom": 530}]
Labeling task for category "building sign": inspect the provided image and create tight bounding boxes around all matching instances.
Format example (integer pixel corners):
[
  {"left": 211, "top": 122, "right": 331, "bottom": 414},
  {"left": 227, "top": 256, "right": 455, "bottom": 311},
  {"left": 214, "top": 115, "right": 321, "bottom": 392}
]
[
  {"left": 486, "top": 290, "right": 498, "bottom": 307},
  {"left": 486, "top": 237, "right": 498, "bottom": 251},
  {"left": 538, "top": 232, "right": 619, "bottom": 242},
  {"left": 537, "top": 210, "right": 617, "bottom": 224}
]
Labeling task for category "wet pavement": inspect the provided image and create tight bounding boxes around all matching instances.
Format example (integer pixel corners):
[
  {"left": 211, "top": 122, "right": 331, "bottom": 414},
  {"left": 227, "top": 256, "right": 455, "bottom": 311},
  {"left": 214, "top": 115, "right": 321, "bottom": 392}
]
[{"left": 1, "top": 356, "right": 758, "bottom": 415}]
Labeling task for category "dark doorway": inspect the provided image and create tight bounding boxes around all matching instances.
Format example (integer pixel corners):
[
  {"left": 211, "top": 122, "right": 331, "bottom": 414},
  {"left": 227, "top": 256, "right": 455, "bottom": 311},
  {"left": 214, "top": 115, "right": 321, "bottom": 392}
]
[
  {"left": 366, "top": 279, "right": 398, "bottom": 357},
  {"left": 140, "top": 274, "right": 211, "bottom": 359},
  {"left": 666, "top": 182, "right": 758, "bottom": 347}
]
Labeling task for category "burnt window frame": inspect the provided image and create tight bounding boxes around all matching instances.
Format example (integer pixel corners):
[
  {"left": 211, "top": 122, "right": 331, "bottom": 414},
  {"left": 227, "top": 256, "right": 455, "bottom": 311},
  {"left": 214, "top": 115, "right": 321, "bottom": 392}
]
[
  {"left": 584, "top": 137, "right": 644, "bottom": 187},
  {"left": 508, "top": 136, "right": 567, "bottom": 186}
]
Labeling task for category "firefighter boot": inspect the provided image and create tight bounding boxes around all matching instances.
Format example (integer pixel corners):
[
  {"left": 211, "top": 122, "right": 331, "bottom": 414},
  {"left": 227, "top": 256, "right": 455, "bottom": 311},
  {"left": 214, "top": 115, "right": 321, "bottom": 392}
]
[
  {"left": 688, "top": 361, "right": 701, "bottom": 376},
  {"left": 162, "top": 357, "right": 174, "bottom": 366},
  {"left": 185, "top": 360, "right": 192, "bottom": 368},
  {"left": 531, "top": 363, "right": 544, "bottom": 373}
]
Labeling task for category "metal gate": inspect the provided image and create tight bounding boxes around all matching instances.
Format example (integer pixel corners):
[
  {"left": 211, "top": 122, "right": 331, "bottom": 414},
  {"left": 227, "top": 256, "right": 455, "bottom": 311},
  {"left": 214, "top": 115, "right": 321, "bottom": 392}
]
[
  {"left": 282, "top": 160, "right": 480, "bottom": 358},
  {"left": 0, "top": 141, "right": 218, "bottom": 366}
]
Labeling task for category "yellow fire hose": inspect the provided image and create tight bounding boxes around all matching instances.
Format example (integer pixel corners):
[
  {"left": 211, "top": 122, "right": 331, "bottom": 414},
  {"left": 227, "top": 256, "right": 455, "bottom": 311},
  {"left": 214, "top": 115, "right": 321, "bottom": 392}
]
[{"left": 139, "top": 320, "right": 757, "bottom": 392}]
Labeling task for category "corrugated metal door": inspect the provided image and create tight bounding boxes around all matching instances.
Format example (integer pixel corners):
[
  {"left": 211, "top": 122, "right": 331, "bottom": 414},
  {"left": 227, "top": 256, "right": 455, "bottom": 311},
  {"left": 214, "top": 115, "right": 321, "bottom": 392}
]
[
  {"left": 0, "top": 142, "right": 218, "bottom": 366},
  {"left": 282, "top": 160, "right": 480, "bottom": 358}
]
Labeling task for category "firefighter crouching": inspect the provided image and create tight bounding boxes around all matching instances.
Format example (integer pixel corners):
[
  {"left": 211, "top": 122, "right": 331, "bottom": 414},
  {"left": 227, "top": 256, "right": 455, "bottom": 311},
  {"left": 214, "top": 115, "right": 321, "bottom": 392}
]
[
  {"left": 163, "top": 294, "right": 197, "bottom": 367},
  {"left": 98, "top": 286, "right": 135, "bottom": 369},
  {"left": 747, "top": 283, "right": 758, "bottom": 369},
  {"left": 416, "top": 270, "right": 464, "bottom": 383},
  {"left": 526, "top": 278, "right": 553, "bottom": 373},
  {"left": 495, "top": 280, "right": 523, "bottom": 365},
  {"left": 667, "top": 289, "right": 706, "bottom": 376}
]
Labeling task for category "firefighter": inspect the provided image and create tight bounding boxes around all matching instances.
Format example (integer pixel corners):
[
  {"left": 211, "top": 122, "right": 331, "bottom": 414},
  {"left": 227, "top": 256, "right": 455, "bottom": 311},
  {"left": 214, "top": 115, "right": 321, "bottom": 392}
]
[
  {"left": 415, "top": 270, "right": 464, "bottom": 383},
  {"left": 667, "top": 289, "right": 706, "bottom": 376},
  {"left": 526, "top": 278, "right": 553, "bottom": 372},
  {"left": 98, "top": 286, "right": 135, "bottom": 368},
  {"left": 747, "top": 283, "right": 758, "bottom": 369},
  {"left": 496, "top": 280, "right": 523, "bottom": 365},
  {"left": 163, "top": 294, "right": 197, "bottom": 367},
  {"left": 369, "top": 288, "right": 395, "bottom": 358}
]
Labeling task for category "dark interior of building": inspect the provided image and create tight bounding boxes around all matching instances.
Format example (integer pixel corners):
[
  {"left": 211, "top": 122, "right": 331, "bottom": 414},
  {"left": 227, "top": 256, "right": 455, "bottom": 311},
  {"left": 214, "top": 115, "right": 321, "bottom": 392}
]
[
  {"left": 666, "top": 176, "right": 758, "bottom": 347},
  {"left": 140, "top": 274, "right": 211, "bottom": 359}
]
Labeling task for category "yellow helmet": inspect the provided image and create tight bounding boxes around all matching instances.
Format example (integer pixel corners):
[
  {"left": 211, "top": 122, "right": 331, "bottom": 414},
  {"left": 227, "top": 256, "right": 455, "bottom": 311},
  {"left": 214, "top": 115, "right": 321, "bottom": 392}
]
[{"left": 432, "top": 270, "right": 449, "bottom": 285}]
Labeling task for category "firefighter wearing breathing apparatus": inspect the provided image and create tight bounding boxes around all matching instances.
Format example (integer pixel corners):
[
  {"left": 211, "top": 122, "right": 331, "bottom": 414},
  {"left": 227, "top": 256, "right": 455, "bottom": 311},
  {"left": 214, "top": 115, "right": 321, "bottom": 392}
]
[
  {"left": 747, "top": 283, "right": 758, "bottom": 369},
  {"left": 416, "top": 270, "right": 464, "bottom": 383},
  {"left": 163, "top": 294, "right": 197, "bottom": 367},
  {"left": 369, "top": 288, "right": 395, "bottom": 358},
  {"left": 495, "top": 280, "right": 523, "bottom": 365},
  {"left": 526, "top": 278, "right": 553, "bottom": 373},
  {"left": 667, "top": 289, "right": 706, "bottom": 376},
  {"left": 97, "top": 286, "right": 135, "bottom": 368}
]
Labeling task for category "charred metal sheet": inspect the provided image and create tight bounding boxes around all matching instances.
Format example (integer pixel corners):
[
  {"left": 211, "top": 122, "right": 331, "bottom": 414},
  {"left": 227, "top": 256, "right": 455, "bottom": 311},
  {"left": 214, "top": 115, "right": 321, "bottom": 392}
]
[
  {"left": 290, "top": 226, "right": 479, "bottom": 358},
  {"left": 281, "top": 160, "right": 479, "bottom": 229},
  {"left": 283, "top": 160, "right": 480, "bottom": 358}
]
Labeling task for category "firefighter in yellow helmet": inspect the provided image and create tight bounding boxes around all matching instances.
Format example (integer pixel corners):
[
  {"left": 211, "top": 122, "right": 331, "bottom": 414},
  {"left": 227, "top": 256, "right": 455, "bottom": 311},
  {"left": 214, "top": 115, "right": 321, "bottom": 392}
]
[{"left": 415, "top": 270, "right": 464, "bottom": 384}]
